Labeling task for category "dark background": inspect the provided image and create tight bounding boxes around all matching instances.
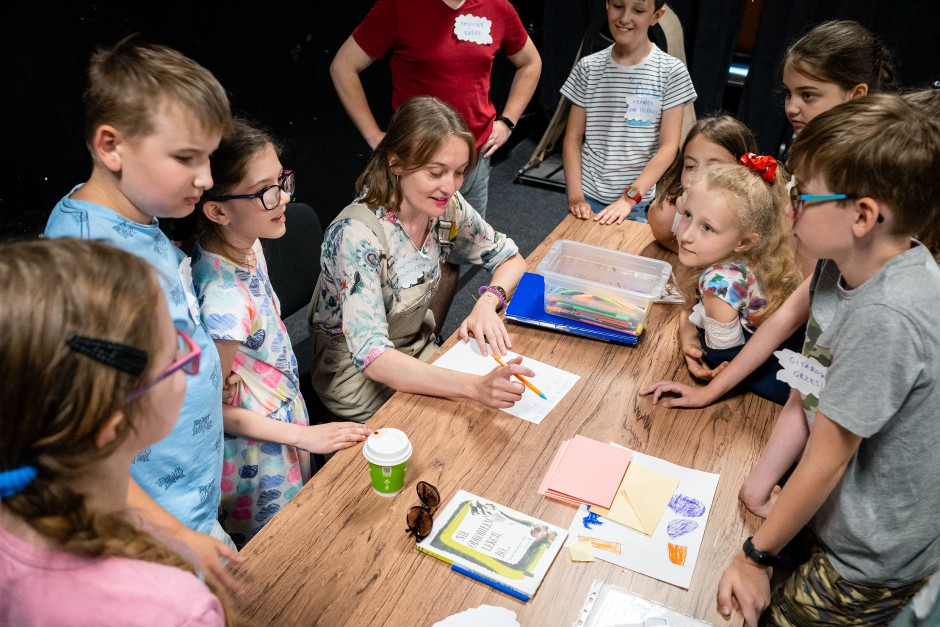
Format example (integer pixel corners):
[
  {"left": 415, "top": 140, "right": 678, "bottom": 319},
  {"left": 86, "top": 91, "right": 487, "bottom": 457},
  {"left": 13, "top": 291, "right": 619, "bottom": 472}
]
[{"left": 2, "top": 0, "right": 937, "bottom": 239}]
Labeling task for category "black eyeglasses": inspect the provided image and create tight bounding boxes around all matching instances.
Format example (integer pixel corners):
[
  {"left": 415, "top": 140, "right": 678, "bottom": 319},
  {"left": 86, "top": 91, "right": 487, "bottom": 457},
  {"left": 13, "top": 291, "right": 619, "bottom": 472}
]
[
  {"left": 405, "top": 481, "right": 440, "bottom": 541},
  {"left": 207, "top": 170, "right": 295, "bottom": 210}
]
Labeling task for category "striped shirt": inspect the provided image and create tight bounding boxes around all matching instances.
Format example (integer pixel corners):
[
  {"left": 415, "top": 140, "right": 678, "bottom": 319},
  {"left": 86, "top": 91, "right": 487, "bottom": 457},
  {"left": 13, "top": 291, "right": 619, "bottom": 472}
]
[{"left": 561, "top": 45, "right": 696, "bottom": 204}]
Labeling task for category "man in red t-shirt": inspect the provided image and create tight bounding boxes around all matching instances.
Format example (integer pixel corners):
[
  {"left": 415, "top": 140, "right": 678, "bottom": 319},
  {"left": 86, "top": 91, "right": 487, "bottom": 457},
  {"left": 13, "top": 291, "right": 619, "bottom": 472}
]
[{"left": 331, "top": 0, "right": 541, "bottom": 337}]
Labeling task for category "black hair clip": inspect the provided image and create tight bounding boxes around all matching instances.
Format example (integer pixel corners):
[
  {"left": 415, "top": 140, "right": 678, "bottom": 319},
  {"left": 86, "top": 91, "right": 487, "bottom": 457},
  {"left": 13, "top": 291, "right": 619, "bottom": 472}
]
[{"left": 66, "top": 335, "right": 148, "bottom": 376}]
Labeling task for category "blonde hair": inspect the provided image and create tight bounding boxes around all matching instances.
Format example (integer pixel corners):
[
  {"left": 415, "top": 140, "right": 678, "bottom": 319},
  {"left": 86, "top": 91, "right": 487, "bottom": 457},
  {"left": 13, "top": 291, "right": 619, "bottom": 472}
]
[
  {"left": 356, "top": 96, "right": 477, "bottom": 212},
  {"left": 84, "top": 35, "right": 233, "bottom": 154},
  {"left": 678, "top": 163, "right": 801, "bottom": 321},
  {"left": 0, "top": 238, "right": 238, "bottom": 625}
]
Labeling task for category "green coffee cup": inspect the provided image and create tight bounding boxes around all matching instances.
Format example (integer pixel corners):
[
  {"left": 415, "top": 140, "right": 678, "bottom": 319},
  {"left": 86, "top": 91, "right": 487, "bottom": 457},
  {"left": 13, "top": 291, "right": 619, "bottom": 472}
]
[{"left": 362, "top": 428, "right": 413, "bottom": 497}]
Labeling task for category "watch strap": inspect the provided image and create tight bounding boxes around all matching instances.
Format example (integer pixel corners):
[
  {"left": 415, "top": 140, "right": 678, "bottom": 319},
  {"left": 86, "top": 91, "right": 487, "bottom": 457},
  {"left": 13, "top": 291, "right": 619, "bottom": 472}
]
[
  {"left": 743, "top": 536, "right": 783, "bottom": 567},
  {"left": 624, "top": 185, "right": 643, "bottom": 204},
  {"left": 495, "top": 115, "right": 515, "bottom": 131}
]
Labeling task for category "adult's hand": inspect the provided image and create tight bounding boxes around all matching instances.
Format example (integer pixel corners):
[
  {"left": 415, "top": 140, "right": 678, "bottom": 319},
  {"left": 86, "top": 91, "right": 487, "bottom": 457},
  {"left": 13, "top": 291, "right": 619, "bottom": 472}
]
[
  {"left": 638, "top": 379, "right": 718, "bottom": 409},
  {"left": 475, "top": 356, "right": 531, "bottom": 408},
  {"left": 717, "top": 552, "right": 773, "bottom": 627},
  {"left": 176, "top": 526, "right": 244, "bottom": 597},
  {"left": 481, "top": 120, "right": 512, "bottom": 158},
  {"left": 460, "top": 295, "right": 512, "bottom": 356}
]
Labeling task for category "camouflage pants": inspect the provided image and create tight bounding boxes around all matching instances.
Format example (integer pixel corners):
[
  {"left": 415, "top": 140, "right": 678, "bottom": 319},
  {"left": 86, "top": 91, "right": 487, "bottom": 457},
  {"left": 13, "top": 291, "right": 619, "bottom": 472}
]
[{"left": 764, "top": 547, "right": 926, "bottom": 626}]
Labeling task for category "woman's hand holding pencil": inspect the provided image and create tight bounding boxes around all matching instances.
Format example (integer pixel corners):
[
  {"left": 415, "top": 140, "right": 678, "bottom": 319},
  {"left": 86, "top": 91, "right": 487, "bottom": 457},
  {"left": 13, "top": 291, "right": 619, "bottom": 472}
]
[
  {"left": 475, "top": 355, "right": 536, "bottom": 409},
  {"left": 492, "top": 354, "right": 547, "bottom": 400}
]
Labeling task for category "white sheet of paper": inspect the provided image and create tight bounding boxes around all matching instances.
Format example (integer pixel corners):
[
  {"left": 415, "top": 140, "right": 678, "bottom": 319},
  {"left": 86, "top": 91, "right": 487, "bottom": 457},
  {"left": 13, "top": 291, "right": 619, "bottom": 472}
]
[
  {"left": 563, "top": 449, "right": 720, "bottom": 589},
  {"left": 430, "top": 340, "right": 580, "bottom": 424},
  {"left": 433, "top": 604, "right": 519, "bottom": 627}
]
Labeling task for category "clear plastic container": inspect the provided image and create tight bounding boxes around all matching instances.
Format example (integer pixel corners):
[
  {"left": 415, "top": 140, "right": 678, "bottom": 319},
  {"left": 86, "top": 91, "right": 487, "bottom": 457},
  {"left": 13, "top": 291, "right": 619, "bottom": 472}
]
[{"left": 536, "top": 240, "right": 672, "bottom": 336}]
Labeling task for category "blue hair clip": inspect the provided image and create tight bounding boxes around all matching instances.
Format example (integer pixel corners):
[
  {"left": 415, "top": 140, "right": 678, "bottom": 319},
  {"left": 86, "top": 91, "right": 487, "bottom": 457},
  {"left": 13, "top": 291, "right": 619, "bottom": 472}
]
[{"left": 0, "top": 465, "right": 38, "bottom": 498}]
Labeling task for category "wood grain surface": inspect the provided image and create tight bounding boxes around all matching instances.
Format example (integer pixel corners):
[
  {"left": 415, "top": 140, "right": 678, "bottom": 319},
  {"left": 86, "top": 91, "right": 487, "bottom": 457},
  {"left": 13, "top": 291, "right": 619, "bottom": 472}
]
[{"left": 232, "top": 216, "right": 775, "bottom": 626}]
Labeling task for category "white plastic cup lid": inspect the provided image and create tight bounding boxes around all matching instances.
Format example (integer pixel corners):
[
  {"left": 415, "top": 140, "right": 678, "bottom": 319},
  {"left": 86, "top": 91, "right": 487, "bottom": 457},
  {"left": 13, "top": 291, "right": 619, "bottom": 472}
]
[{"left": 362, "top": 428, "right": 413, "bottom": 467}]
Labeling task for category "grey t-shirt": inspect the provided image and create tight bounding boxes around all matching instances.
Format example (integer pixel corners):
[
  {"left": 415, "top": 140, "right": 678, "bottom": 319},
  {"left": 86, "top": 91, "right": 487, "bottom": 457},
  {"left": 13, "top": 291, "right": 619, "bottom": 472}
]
[{"left": 803, "top": 243, "right": 940, "bottom": 586}]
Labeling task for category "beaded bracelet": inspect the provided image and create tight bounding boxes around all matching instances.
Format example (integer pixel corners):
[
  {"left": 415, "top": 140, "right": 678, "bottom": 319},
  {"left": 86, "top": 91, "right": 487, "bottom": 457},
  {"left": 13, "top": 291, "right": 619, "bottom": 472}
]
[{"left": 478, "top": 285, "right": 507, "bottom": 312}]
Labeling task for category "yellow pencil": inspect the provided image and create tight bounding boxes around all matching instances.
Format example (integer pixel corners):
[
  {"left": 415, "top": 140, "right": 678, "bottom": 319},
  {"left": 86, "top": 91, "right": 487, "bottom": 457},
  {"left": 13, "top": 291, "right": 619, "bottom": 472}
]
[{"left": 491, "top": 354, "right": 547, "bottom": 400}]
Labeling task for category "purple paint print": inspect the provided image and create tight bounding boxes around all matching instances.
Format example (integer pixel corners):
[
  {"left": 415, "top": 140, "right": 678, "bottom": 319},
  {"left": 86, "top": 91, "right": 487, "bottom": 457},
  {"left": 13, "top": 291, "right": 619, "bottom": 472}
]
[
  {"left": 666, "top": 518, "right": 699, "bottom": 538},
  {"left": 582, "top": 511, "right": 603, "bottom": 530},
  {"left": 668, "top": 494, "right": 706, "bottom": 518}
]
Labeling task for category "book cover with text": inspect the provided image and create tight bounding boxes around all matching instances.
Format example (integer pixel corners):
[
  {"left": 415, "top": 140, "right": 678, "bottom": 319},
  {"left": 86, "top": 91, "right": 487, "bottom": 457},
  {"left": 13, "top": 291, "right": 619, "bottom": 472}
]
[{"left": 416, "top": 490, "right": 567, "bottom": 597}]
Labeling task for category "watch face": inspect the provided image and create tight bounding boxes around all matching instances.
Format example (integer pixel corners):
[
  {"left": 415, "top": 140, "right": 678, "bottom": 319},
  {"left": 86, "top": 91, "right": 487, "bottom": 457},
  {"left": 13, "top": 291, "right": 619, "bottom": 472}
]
[{"left": 627, "top": 188, "right": 639, "bottom": 199}]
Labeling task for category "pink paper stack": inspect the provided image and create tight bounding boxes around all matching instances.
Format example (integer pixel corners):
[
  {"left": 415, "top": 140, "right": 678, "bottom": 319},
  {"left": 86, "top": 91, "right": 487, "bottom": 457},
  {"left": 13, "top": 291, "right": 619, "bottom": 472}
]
[{"left": 538, "top": 434, "right": 633, "bottom": 509}]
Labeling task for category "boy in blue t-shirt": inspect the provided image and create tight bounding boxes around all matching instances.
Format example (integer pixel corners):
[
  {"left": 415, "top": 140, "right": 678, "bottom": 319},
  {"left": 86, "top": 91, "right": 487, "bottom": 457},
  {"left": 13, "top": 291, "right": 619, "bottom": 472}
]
[
  {"left": 561, "top": 0, "right": 696, "bottom": 225},
  {"left": 44, "top": 37, "right": 239, "bottom": 592}
]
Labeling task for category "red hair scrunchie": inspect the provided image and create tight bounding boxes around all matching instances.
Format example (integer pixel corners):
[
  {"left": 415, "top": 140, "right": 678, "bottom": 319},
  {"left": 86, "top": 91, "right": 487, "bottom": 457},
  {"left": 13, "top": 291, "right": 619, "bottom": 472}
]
[{"left": 739, "top": 152, "right": 777, "bottom": 184}]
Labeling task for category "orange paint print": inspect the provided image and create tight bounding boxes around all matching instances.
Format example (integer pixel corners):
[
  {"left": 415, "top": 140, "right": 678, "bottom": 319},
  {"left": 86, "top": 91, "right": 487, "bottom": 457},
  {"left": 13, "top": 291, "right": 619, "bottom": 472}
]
[
  {"left": 578, "top": 535, "right": 622, "bottom": 555},
  {"left": 667, "top": 543, "right": 688, "bottom": 565}
]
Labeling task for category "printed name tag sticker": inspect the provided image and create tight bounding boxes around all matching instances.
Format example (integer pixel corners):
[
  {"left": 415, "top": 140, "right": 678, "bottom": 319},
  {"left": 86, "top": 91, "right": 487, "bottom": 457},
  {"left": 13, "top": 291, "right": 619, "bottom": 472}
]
[
  {"left": 774, "top": 348, "right": 827, "bottom": 397},
  {"left": 454, "top": 14, "right": 493, "bottom": 45}
]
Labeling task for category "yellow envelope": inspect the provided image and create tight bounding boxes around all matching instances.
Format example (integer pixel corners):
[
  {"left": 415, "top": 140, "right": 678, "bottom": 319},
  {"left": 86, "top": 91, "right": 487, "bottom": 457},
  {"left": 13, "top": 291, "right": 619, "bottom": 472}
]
[{"left": 593, "top": 463, "right": 679, "bottom": 535}]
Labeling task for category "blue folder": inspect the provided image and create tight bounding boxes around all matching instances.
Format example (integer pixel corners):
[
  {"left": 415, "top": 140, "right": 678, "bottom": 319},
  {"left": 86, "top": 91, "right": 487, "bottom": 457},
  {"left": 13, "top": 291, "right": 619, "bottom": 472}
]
[{"left": 505, "top": 273, "right": 638, "bottom": 345}]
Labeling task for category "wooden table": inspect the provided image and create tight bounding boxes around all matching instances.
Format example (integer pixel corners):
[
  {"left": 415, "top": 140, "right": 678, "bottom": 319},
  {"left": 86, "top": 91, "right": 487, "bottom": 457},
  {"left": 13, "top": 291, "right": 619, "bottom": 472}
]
[{"left": 233, "top": 217, "right": 776, "bottom": 626}]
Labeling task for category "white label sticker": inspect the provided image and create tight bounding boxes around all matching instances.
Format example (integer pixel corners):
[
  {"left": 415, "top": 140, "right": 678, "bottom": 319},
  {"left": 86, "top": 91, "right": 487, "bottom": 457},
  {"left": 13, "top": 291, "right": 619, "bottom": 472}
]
[
  {"left": 396, "top": 250, "right": 435, "bottom": 289},
  {"left": 774, "top": 348, "right": 827, "bottom": 396},
  {"left": 454, "top": 14, "right": 493, "bottom": 45},
  {"left": 625, "top": 93, "right": 661, "bottom": 127},
  {"left": 177, "top": 257, "right": 203, "bottom": 326}
]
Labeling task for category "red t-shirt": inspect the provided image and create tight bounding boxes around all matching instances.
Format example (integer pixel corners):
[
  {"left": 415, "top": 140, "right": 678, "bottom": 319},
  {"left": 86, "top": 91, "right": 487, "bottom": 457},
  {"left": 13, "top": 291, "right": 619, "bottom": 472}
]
[{"left": 353, "top": 0, "right": 528, "bottom": 148}]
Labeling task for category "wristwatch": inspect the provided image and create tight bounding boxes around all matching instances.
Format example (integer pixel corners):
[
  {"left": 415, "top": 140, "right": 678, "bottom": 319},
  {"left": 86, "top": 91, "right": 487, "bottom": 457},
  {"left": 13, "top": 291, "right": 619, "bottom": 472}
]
[
  {"left": 743, "top": 536, "right": 783, "bottom": 567},
  {"left": 495, "top": 115, "right": 515, "bottom": 131},
  {"left": 624, "top": 185, "right": 643, "bottom": 204}
]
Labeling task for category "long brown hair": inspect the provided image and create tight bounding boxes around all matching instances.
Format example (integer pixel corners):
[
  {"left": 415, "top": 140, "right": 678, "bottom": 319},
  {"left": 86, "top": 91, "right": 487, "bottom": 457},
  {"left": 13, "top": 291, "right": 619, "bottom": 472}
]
[
  {"left": 0, "top": 238, "right": 238, "bottom": 624},
  {"left": 356, "top": 96, "right": 477, "bottom": 212},
  {"left": 656, "top": 115, "right": 758, "bottom": 207},
  {"left": 677, "top": 163, "right": 801, "bottom": 322}
]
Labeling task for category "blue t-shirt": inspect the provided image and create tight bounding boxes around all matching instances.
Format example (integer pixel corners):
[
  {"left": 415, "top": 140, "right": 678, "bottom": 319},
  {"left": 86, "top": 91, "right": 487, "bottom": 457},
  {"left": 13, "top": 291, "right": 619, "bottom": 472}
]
[{"left": 44, "top": 187, "right": 224, "bottom": 534}]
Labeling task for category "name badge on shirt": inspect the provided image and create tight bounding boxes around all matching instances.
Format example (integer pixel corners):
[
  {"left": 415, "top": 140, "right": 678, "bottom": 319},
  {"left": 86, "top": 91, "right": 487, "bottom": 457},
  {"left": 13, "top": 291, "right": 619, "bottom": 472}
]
[
  {"left": 396, "top": 250, "right": 435, "bottom": 289},
  {"left": 454, "top": 14, "right": 493, "bottom": 45},
  {"left": 625, "top": 93, "right": 662, "bottom": 127},
  {"left": 774, "top": 348, "right": 828, "bottom": 397},
  {"left": 177, "top": 257, "right": 204, "bottom": 326}
]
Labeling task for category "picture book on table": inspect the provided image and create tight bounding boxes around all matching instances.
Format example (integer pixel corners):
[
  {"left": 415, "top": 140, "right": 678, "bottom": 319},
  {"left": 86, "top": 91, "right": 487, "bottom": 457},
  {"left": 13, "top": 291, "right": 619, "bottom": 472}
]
[{"left": 416, "top": 490, "right": 567, "bottom": 598}]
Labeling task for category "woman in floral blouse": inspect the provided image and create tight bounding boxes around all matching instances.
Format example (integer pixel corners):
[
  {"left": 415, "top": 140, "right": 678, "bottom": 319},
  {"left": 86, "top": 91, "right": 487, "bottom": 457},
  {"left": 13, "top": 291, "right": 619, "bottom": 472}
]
[{"left": 309, "top": 97, "right": 530, "bottom": 422}]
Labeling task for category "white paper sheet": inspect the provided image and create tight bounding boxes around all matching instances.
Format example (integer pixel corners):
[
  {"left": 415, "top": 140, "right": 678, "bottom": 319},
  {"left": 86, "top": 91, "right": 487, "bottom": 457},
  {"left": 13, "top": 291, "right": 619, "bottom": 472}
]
[
  {"left": 430, "top": 340, "right": 580, "bottom": 424},
  {"left": 433, "top": 604, "right": 519, "bottom": 627},
  {"left": 564, "top": 449, "right": 720, "bottom": 589}
]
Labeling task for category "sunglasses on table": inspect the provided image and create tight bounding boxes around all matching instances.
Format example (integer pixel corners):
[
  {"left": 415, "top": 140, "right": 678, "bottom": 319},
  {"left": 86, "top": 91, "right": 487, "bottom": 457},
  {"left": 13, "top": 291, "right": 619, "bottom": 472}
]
[
  {"left": 405, "top": 481, "right": 440, "bottom": 542},
  {"left": 206, "top": 170, "right": 295, "bottom": 210},
  {"left": 124, "top": 329, "right": 201, "bottom": 403},
  {"left": 786, "top": 176, "right": 883, "bottom": 222}
]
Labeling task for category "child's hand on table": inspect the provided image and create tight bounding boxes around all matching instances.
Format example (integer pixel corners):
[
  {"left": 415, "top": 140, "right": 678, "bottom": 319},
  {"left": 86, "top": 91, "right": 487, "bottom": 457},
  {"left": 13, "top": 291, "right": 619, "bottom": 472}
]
[
  {"left": 594, "top": 197, "right": 634, "bottom": 225},
  {"left": 568, "top": 197, "right": 592, "bottom": 220},
  {"left": 296, "top": 422, "right": 373, "bottom": 454}
]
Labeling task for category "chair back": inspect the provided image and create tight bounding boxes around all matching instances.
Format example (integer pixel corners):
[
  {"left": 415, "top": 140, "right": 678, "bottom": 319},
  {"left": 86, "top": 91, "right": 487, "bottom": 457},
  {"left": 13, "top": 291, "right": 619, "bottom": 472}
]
[{"left": 261, "top": 202, "right": 323, "bottom": 319}]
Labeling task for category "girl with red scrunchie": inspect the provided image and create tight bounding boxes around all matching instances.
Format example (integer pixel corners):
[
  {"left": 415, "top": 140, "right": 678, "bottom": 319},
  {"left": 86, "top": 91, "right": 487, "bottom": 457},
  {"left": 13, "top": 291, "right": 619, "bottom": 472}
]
[{"left": 669, "top": 154, "right": 803, "bottom": 405}]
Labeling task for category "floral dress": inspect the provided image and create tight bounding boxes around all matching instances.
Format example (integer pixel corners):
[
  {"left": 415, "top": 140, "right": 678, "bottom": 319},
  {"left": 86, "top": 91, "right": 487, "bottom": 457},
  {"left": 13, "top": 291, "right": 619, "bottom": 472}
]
[
  {"left": 697, "top": 262, "right": 767, "bottom": 333},
  {"left": 312, "top": 192, "right": 518, "bottom": 371},
  {"left": 191, "top": 240, "right": 311, "bottom": 547}
]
